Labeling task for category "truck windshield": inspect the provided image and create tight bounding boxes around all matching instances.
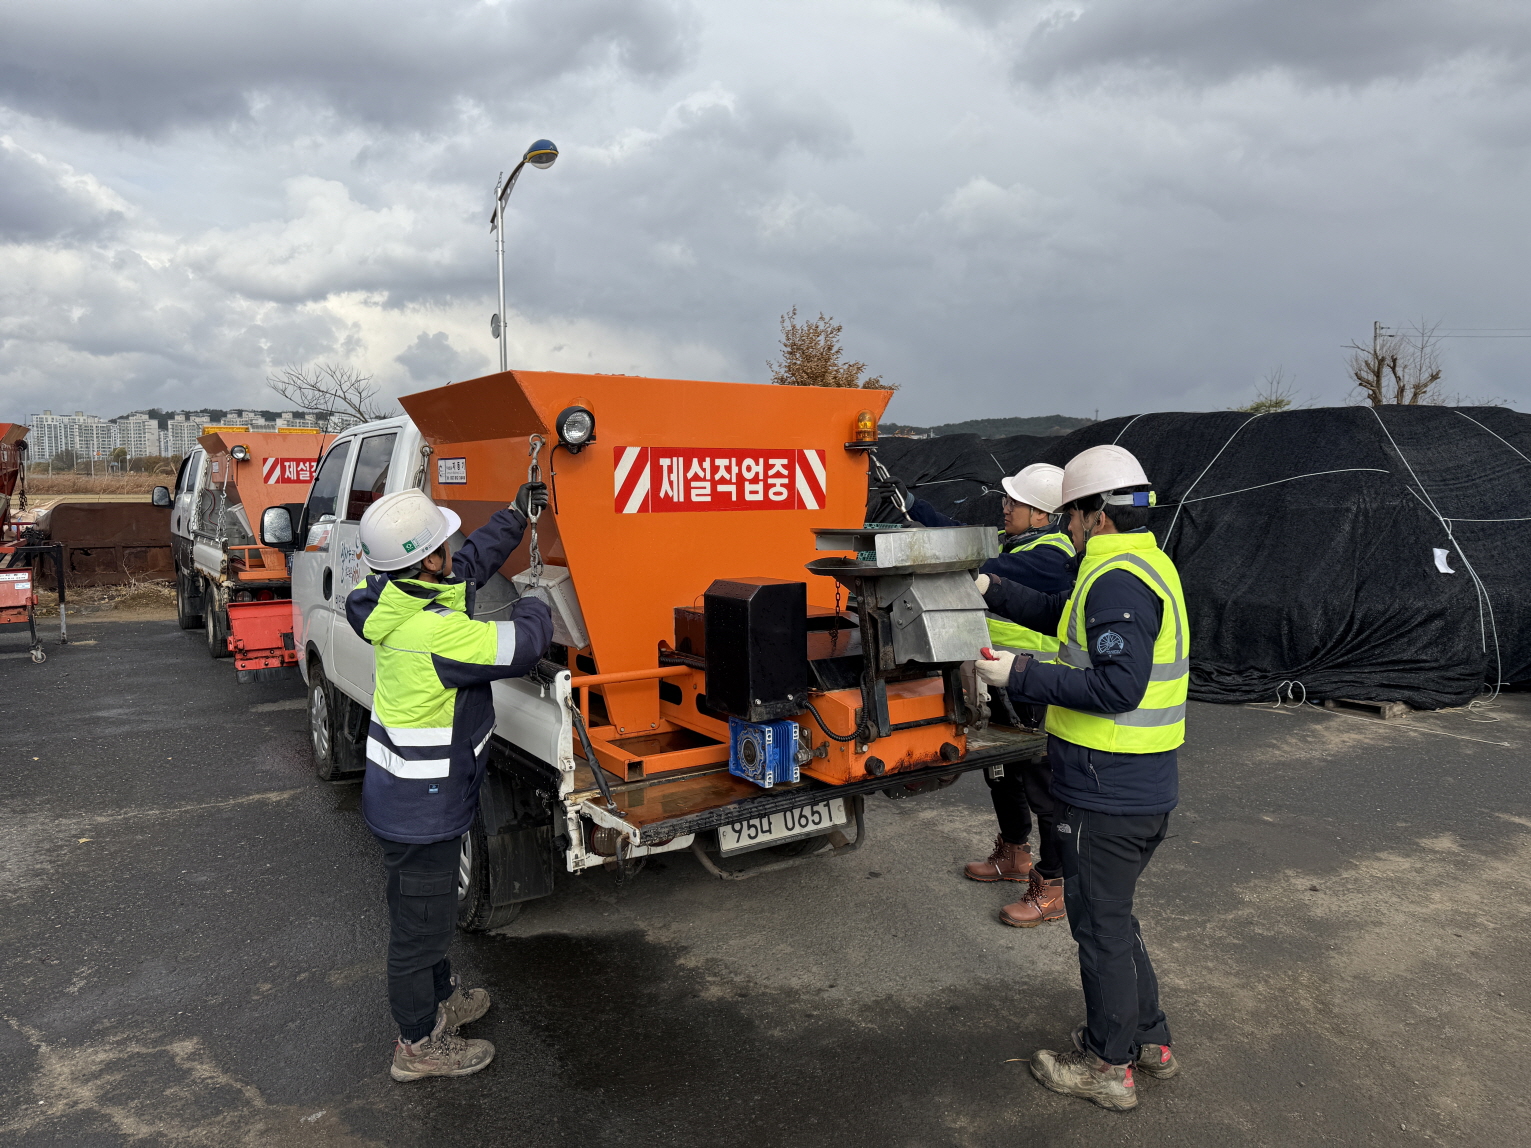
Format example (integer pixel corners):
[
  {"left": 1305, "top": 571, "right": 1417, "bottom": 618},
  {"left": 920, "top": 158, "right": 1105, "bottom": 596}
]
[
  {"left": 345, "top": 433, "right": 397, "bottom": 521},
  {"left": 306, "top": 440, "right": 352, "bottom": 525}
]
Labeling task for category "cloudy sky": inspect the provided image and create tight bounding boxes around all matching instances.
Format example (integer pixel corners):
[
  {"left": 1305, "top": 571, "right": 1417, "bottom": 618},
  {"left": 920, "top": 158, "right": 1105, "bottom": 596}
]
[{"left": 3, "top": 0, "right": 1531, "bottom": 427}]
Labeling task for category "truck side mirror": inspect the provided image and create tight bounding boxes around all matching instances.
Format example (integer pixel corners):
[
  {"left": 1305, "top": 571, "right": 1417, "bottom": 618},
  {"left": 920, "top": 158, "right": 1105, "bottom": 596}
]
[
  {"left": 151, "top": 486, "right": 172, "bottom": 508},
  {"left": 260, "top": 506, "right": 294, "bottom": 548}
]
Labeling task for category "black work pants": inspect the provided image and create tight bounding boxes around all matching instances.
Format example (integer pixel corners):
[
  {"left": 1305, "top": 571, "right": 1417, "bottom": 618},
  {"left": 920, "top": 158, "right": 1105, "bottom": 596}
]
[
  {"left": 1058, "top": 805, "right": 1171, "bottom": 1066},
  {"left": 378, "top": 835, "right": 460, "bottom": 1042},
  {"left": 985, "top": 692, "right": 1061, "bottom": 878},
  {"left": 986, "top": 755, "right": 1062, "bottom": 878}
]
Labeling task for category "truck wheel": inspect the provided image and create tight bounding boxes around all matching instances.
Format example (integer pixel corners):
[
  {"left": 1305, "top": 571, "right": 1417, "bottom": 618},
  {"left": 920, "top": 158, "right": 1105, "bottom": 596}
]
[
  {"left": 457, "top": 811, "right": 524, "bottom": 933},
  {"left": 175, "top": 570, "right": 202, "bottom": 630},
  {"left": 203, "top": 582, "right": 231, "bottom": 659},
  {"left": 309, "top": 671, "right": 344, "bottom": 782}
]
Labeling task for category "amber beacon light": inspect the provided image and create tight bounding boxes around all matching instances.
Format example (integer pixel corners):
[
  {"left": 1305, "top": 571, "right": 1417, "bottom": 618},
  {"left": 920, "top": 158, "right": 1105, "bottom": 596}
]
[{"left": 853, "top": 409, "right": 878, "bottom": 443}]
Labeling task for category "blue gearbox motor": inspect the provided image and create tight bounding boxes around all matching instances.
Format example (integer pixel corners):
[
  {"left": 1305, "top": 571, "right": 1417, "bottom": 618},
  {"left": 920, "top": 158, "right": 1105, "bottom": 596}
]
[{"left": 728, "top": 717, "right": 803, "bottom": 789}]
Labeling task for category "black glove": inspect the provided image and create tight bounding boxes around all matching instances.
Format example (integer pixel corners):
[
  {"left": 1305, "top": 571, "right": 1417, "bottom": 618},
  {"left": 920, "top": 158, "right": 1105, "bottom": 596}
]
[
  {"left": 871, "top": 476, "right": 911, "bottom": 509},
  {"left": 514, "top": 481, "right": 549, "bottom": 519}
]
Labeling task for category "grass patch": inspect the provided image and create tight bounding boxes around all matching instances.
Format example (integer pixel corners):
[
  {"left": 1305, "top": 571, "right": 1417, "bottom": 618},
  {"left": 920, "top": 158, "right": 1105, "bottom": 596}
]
[{"left": 34, "top": 580, "right": 176, "bottom": 617}]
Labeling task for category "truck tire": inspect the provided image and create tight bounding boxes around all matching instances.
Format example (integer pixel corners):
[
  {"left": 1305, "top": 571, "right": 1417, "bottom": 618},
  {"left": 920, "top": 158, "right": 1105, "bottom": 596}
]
[
  {"left": 457, "top": 811, "right": 524, "bottom": 933},
  {"left": 203, "top": 581, "right": 231, "bottom": 659},
  {"left": 308, "top": 670, "right": 345, "bottom": 782},
  {"left": 175, "top": 569, "right": 202, "bottom": 630}
]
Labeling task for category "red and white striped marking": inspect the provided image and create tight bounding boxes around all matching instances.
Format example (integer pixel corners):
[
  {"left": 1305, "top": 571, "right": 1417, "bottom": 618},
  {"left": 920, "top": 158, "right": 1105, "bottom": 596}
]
[
  {"left": 262, "top": 457, "right": 318, "bottom": 484},
  {"left": 613, "top": 446, "right": 652, "bottom": 514},
  {"left": 613, "top": 447, "right": 827, "bottom": 513}
]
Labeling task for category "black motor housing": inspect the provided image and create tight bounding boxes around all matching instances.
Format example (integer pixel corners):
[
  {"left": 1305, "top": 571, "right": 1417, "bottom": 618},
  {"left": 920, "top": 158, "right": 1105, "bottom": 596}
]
[{"left": 703, "top": 578, "right": 808, "bottom": 723}]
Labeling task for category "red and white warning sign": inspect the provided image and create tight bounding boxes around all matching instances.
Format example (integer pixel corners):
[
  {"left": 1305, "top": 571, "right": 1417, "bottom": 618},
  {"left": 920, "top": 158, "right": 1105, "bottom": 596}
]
[
  {"left": 613, "top": 447, "right": 826, "bottom": 514},
  {"left": 262, "top": 457, "right": 319, "bottom": 484}
]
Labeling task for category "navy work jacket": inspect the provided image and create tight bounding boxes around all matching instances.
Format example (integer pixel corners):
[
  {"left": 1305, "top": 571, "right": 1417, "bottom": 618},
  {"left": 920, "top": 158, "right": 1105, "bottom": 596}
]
[
  {"left": 346, "top": 508, "right": 552, "bottom": 843},
  {"left": 982, "top": 529, "right": 1178, "bottom": 816}
]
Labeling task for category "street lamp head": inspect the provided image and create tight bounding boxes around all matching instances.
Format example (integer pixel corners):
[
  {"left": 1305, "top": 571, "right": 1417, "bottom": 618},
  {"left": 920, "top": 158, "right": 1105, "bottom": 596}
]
[{"left": 524, "top": 139, "right": 558, "bottom": 170}]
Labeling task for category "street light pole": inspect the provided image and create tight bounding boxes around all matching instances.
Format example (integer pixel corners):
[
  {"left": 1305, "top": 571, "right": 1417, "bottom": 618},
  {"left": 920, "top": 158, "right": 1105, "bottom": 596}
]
[{"left": 491, "top": 139, "right": 558, "bottom": 374}]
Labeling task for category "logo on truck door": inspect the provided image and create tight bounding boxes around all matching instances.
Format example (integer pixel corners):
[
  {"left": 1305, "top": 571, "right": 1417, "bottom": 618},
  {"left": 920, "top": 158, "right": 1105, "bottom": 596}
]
[{"left": 613, "top": 447, "right": 826, "bottom": 513}]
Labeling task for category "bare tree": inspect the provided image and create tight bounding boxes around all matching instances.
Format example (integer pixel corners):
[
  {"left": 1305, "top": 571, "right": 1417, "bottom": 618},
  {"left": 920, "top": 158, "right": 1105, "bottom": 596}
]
[
  {"left": 1346, "top": 322, "right": 1444, "bottom": 406},
  {"left": 1233, "top": 367, "right": 1298, "bottom": 414},
  {"left": 769, "top": 307, "right": 893, "bottom": 391},
  {"left": 266, "top": 363, "right": 399, "bottom": 426}
]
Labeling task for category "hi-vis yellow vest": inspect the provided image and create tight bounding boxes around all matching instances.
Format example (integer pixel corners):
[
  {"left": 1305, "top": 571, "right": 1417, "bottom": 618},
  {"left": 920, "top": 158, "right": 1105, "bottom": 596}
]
[
  {"left": 1044, "top": 532, "right": 1188, "bottom": 754},
  {"left": 986, "top": 530, "right": 1076, "bottom": 657}
]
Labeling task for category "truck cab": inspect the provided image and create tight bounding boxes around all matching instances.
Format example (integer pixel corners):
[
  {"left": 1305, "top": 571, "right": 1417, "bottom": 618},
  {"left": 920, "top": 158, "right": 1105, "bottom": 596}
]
[{"left": 287, "top": 372, "right": 1046, "bottom": 932}]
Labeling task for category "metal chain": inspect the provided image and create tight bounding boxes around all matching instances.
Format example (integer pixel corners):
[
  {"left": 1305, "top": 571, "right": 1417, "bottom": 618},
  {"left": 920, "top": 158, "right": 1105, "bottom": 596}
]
[{"left": 525, "top": 434, "right": 545, "bottom": 588}]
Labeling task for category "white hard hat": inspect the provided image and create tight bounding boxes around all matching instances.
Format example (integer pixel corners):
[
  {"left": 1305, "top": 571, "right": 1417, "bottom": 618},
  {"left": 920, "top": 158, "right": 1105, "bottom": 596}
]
[
  {"left": 1061, "top": 444, "right": 1152, "bottom": 507},
  {"left": 1000, "top": 463, "right": 1065, "bottom": 514},
  {"left": 358, "top": 489, "right": 462, "bottom": 572}
]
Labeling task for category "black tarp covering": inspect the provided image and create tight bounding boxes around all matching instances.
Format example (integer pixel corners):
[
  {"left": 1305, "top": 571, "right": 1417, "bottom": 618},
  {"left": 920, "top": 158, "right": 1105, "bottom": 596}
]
[
  {"left": 876, "top": 408, "right": 1531, "bottom": 708},
  {"left": 869, "top": 433, "right": 1053, "bottom": 525}
]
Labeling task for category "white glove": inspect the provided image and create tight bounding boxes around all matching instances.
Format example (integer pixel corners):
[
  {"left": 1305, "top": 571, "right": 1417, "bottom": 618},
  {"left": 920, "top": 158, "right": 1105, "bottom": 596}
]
[
  {"left": 974, "top": 649, "right": 1016, "bottom": 687},
  {"left": 974, "top": 572, "right": 990, "bottom": 595}
]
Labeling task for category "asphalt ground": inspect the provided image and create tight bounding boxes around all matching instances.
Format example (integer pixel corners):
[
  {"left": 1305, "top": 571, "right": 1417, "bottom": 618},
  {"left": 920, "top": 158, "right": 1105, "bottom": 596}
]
[{"left": 3, "top": 615, "right": 1530, "bottom": 1146}]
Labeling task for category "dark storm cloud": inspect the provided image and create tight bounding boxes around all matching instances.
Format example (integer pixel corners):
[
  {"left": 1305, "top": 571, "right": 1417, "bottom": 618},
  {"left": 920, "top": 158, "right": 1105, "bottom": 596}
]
[
  {"left": 0, "top": 0, "right": 696, "bottom": 135},
  {"left": 0, "top": 139, "right": 124, "bottom": 241},
  {"left": 395, "top": 330, "right": 473, "bottom": 381},
  {"left": 1013, "top": 0, "right": 1531, "bottom": 87}
]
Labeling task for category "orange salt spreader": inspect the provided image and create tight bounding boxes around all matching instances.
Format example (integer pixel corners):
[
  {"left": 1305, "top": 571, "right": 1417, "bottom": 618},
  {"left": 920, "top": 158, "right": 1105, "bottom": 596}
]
[
  {"left": 190, "top": 430, "right": 333, "bottom": 678},
  {"left": 399, "top": 369, "right": 1045, "bottom": 877}
]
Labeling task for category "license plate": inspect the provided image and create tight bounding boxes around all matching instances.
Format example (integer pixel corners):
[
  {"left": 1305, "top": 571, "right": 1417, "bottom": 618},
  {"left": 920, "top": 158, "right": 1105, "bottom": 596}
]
[{"left": 718, "top": 798, "right": 846, "bottom": 856}]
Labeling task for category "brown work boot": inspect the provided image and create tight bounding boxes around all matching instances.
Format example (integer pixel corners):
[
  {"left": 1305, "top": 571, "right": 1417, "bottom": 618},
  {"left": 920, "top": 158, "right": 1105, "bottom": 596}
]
[
  {"left": 999, "top": 871, "right": 1065, "bottom": 927},
  {"left": 1071, "top": 1024, "right": 1180, "bottom": 1080},
  {"left": 438, "top": 974, "right": 490, "bottom": 1031},
  {"left": 1029, "top": 1047, "right": 1137, "bottom": 1111},
  {"left": 390, "top": 1014, "right": 495, "bottom": 1082},
  {"left": 963, "top": 833, "right": 1033, "bottom": 882}
]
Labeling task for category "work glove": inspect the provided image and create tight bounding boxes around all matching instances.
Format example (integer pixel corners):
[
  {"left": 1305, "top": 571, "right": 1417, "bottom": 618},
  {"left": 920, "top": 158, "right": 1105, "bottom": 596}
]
[
  {"left": 871, "top": 476, "right": 911, "bottom": 510},
  {"left": 974, "top": 572, "right": 990, "bottom": 596},
  {"left": 514, "top": 481, "right": 549, "bottom": 519},
  {"left": 974, "top": 648, "right": 1029, "bottom": 688}
]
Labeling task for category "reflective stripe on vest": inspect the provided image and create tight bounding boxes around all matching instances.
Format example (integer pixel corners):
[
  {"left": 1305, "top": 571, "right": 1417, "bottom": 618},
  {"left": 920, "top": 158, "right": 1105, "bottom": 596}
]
[
  {"left": 1044, "top": 533, "right": 1189, "bottom": 753},
  {"left": 984, "top": 530, "right": 1076, "bottom": 653}
]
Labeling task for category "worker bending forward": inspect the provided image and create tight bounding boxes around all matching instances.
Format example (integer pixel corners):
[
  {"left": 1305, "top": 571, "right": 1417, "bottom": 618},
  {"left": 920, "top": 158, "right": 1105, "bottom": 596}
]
[
  {"left": 974, "top": 445, "right": 1186, "bottom": 1112},
  {"left": 347, "top": 485, "right": 552, "bottom": 1082},
  {"left": 905, "top": 465, "right": 1076, "bottom": 926}
]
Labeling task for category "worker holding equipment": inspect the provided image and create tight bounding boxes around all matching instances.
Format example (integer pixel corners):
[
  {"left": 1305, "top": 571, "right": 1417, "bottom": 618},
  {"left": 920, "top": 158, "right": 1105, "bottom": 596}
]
[
  {"left": 901, "top": 465, "right": 1076, "bottom": 926},
  {"left": 972, "top": 444, "right": 1185, "bottom": 1113},
  {"left": 346, "top": 484, "right": 553, "bottom": 1082}
]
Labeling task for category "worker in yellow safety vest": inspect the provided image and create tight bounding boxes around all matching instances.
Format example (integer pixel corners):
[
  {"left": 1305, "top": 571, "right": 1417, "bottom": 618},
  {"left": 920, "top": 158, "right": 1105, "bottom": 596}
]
[
  {"left": 973, "top": 444, "right": 1186, "bottom": 1113},
  {"left": 904, "top": 465, "right": 1077, "bottom": 927}
]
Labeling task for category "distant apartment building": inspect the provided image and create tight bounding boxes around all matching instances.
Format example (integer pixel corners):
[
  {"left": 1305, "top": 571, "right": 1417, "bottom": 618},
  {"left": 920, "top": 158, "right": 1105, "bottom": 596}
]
[
  {"left": 27, "top": 410, "right": 119, "bottom": 462},
  {"left": 113, "top": 413, "right": 159, "bottom": 458},
  {"left": 26, "top": 411, "right": 69, "bottom": 461},
  {"left": 277, "top": 411, "right": 320, "bottom": 430},
  {"left": 71, "top": 413, "right": 117, "bottom": 462},
  {"left": 165, "top": 413, "right": 208, "bottom": 458}
]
